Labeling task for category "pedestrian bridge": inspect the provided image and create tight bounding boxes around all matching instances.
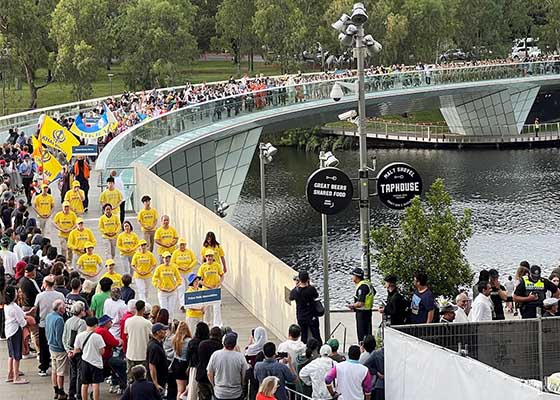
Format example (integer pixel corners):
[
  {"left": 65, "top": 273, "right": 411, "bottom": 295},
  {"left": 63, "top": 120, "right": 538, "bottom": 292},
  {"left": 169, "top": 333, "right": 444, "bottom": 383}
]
[{"left": 92, "top": 61, "right": 560, "bottom": 211}]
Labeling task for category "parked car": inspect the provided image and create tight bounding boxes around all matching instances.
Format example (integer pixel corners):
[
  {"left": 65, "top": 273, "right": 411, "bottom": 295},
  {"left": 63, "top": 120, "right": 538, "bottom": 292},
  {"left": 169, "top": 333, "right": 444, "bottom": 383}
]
[{"left": 438, "top": 49, "right": 470, "bottom": 63}]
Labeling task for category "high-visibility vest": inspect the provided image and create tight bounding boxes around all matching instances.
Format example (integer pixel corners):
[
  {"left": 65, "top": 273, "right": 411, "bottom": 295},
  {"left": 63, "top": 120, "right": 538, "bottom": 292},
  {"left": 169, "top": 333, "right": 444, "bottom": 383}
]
[{"left": 354, "top": 279, "right": 374, "bottom": 311}]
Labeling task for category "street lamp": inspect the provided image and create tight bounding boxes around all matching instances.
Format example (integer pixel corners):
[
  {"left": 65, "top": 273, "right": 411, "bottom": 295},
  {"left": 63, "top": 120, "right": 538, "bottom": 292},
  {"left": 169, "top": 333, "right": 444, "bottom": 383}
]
[
  {"left": 331, "top": 2, "right": 382, "bottom": 280},
  {"left": 107, "top": 73, "right": 114, "bottom": 97},
  {"left": 259, "top": 142, "right": 278, "bottom": 249},
  {"left": 318, "top": 150, "right": 339, "bottom": 338}
]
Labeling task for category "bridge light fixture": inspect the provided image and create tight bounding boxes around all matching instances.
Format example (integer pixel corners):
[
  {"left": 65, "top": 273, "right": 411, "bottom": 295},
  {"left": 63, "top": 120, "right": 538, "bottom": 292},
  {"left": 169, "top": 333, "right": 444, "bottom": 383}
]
[
  {"left": 351, "top": 2, "right": 368, "bottom": 24},
  {"left": 214, "top": 199, "right": 229, "bottom": 218},
  {"left": 322, "top": 151, "right": 340, "bottom": 168},
  {"left": 331, "top": 14, "right": 350, "bottom": 32}
]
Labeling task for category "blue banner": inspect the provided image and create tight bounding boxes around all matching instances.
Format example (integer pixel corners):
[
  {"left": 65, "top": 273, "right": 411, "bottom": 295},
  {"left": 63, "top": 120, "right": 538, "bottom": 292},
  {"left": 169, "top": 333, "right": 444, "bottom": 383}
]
[
  {"left": 184, "top": 288, "right": 221, "bottom": 307},
  {"left": 72, "top": 145, "right": 98, "bottom": 156}
]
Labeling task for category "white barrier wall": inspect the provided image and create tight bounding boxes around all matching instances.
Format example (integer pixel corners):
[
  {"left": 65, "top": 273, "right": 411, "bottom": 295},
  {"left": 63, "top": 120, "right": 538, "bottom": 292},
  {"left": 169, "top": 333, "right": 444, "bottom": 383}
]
[
  {"left": 385, "top": 328, "right": 557, "bottom": 400},
  {"left": 133, "top": 164, "right": 296, "bottom": 339}
]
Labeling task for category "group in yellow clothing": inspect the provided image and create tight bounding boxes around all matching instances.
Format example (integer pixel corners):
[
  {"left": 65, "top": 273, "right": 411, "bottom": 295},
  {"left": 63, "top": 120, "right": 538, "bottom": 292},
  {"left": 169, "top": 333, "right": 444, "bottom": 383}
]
[
  {"left": 33, "top": 184, "right": 55, "bottom": 232},
  {"left": 152, "top": 251, "right": 183, "bottom": 312},
  {"left": 100, "top": 259, "right": 123, "bottom": 288},
  {"left": 64, "top": 181, "right": 85, "bottom": 214},
  {"left": 98, "top": 203, "right": 121, "bottom": 259},
  {"left": 154, "top": 215, "right": 178, "bottom": 259},
  {"left": 67, "top": 218, "right": 96, "bottom": 266},
  {"left": 99, "top": 177, "right": 124, "bottom": 211},
  {"left": 76, "top": 241, "right": 103, "bottom": 282},
  {"left": 197, "top": 249, "right": 224, "bottom": 327},
  {"left": 131, "top": 239, "right": 158, "bottom": 301},
  {"left": 137, "top": 195, "right": 158, "bottom": 252},
  {"left": 52, "top": 201, "right": 77, "bottom": 261},
  {"left": 117, "top": 221, "right": 139, "bottom": 274}
]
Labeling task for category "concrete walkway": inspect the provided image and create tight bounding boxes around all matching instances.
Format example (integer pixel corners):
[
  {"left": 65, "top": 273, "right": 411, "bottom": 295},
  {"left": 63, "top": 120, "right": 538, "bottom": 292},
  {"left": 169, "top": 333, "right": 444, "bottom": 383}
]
[{"left": 0, "top": 167, "right": 277, "bottom": 399}]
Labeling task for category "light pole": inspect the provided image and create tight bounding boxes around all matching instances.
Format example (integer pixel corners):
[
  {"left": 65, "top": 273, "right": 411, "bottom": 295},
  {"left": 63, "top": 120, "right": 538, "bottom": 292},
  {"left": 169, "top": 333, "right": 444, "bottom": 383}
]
[
  {"left": 107, "top": 73, "right": 114, "bottom": 97},
  {"left": 331, "top": 3, "right": 382, "bottom": 280},
  {"left": 259, "top": 142, "right": 278, "bottom": 249},
  {"left": 318, "top": 150, "right": 339, "bottom": 338}
]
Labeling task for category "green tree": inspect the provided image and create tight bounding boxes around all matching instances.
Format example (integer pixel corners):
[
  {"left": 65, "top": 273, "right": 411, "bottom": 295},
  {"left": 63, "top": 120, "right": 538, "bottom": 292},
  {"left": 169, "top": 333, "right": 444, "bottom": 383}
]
[
  {"left": 540, "top": 0, "right": 560, "bottom": 53},
  {"left": 253, "top": 0, "right": 307, "bottom": 73},
  {"left": 50, "top": 0, "right": 112, "bottom": 100},
  {"left": 381, "top": 13, "right": 409, "bottom": 64},
  {"left": 118, "top": 0, "right": 198, "bottom": 89},
  {"left": 371, "top": 178, "right": 473, "bottom": 298},
  {"left": 192, "top": 0, "right": 220, "bottom": 53},
  {"left": 0, "top": 0, "right": 56, "bottom": 109}
]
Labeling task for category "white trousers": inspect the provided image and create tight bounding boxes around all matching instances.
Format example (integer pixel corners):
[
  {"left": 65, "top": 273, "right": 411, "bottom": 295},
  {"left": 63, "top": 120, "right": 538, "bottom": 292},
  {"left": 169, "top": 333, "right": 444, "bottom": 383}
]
[
  {"left": 121, "top": 255, "right": 133, "bottom": 275},
  {"left": 105, "top": 238, "right": 117, "bottom": 259},
  {"left": 177, "top": 272, "right": 189, "bottom": 308},
  {"left": 204, "top": 302, "right": 222, "bottom": 328},
  {"left": 158, "top": 291, "right": 177, "bottom": 313},
  {"left": 134, "top": 278, "right": 150, "bottom": 301}
]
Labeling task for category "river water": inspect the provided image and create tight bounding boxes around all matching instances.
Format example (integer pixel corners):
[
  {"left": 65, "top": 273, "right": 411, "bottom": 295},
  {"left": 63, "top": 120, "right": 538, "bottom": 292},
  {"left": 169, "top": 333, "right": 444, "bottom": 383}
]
[{"left": 230, "top": 146, "right": 560, "bottom": 308}]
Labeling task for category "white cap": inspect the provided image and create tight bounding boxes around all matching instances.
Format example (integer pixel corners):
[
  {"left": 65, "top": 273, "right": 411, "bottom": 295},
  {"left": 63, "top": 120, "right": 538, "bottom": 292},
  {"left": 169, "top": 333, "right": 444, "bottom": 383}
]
[
  {"left": 320, "top": 344, "right": 332, "bottom": 357},
  {"left": 543, "top": 298, "right": 559, "bottom": 308}
]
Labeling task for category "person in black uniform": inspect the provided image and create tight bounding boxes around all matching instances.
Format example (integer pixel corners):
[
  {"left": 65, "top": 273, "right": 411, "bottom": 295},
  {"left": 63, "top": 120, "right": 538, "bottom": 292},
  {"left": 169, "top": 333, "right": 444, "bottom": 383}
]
[
  {"left": 289, "top": 270, "right": 322, "bottom": 344},
  {"left": 347, "top": 268, "right": 375, "bottom": 342},
  {"left": 514, "top": 265, "right": 559, "bottom": 318},
  {"left": 378, "top": 275, "right": 407, "bottom": 326}
]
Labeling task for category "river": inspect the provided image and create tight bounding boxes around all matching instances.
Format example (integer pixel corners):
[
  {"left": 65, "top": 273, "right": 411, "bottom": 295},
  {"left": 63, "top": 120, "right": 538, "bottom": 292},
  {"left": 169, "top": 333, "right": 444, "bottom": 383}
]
[{"left": 230, "top": 146, "right": 560, "bottom": 308}]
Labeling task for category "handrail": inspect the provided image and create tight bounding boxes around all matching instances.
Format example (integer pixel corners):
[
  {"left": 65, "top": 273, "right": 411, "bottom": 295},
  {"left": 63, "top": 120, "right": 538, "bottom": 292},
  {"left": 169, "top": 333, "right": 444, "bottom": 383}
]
[{"left": 328, "top": 321, "right": 348, "bottom": 354}]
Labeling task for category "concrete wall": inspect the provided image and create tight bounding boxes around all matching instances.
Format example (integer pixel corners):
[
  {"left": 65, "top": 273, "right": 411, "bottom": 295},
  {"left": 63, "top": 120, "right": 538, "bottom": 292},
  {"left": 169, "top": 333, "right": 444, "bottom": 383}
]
[{"left": 133, "top": 164, "right": 296, "bottom": 339}]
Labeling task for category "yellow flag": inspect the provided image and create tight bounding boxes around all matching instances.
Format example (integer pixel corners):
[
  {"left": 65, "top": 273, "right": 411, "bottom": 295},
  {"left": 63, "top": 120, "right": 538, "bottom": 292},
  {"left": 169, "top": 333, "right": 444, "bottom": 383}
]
[
  {"left": 39, "top": 115, "right": 81, "bottom": 161},
  {"left": 33, "top": 147, "right": 62, "bottom": 183}
]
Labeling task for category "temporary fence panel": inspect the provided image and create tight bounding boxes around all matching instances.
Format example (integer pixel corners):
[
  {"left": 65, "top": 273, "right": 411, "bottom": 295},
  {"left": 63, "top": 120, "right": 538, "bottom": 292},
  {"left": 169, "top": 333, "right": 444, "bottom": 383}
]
[{"left": 385, "top": 328, "right": 557, "bottom": 400}]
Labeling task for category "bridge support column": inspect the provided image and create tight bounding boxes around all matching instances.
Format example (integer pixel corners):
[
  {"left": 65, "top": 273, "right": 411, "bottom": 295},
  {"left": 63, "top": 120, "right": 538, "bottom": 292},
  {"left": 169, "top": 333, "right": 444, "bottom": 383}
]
[{"left": 439, "top": 86, "right": 540, "bottom": 136}]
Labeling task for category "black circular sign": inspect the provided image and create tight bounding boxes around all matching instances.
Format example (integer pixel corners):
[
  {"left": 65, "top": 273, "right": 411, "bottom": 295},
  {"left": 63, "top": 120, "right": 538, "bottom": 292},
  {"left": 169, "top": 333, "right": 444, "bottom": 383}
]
[
  {"left": 306, "top": 167, "right": 353, "bottom": 215},
  {"left": 376, "top": 162, "right": 422, "bottom": 210}
]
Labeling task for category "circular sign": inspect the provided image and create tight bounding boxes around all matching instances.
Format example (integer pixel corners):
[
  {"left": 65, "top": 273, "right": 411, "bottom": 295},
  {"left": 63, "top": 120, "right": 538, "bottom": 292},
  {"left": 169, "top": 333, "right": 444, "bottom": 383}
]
[
  {"left": 376, "top": 162, "right": 422, "bottom": 210},
  {"left": 306, "top": 167, "right": 353, "bottom": 215}
]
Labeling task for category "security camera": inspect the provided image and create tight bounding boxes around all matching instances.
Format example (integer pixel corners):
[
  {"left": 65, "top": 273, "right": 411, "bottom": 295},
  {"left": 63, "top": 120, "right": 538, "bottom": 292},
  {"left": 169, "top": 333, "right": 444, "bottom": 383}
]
[
  {"left": 338, "top": 110, "right": 357, "bottom": 121},
  {"left": 330, "top": 83, "right": 344, "bottom": 102}
]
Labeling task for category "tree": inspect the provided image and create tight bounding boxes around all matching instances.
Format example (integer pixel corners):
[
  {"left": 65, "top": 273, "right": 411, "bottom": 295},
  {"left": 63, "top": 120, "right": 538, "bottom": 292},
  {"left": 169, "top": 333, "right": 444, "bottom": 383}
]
[
  {"left": 50, "top": 0, "right": 112, "bottom": 100},
  {"left": 192, "top": 0, "right": 221, "bottom": 53},
  {"left": 118, "top": 0, "right": 198, "bottom": 89},
  {"left": 371, "top": 178, "right": 473, "bottom": 298},
  {"left": 540, "top": 0, "right": 560, "bottom": 53},
  {"left": 0, "top": 0, "right": 56, "bottom": 109},
  {"left": 214, "top": 0, "right": 256, "bottom": 73},
  {"left": 381, "top": 13, "right": 409, "bottom": 64},
  {"left": 253, "top": 0, "right": 307, "bottom": 73}
]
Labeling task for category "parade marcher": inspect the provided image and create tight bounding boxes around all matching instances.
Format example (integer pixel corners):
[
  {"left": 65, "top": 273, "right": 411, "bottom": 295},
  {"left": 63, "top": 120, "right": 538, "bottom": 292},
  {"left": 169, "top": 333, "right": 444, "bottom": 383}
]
[
  {"left": 117, "top": 221, "right": 139, "bottom": 274},
  {"left": 101, "top": 259, "right": 123, "bottom": 288},
  {"left": 64, "top": 181, "right": 85, "bottom": 215},
  {"left": 514, "top": 265, "right": 560, "bottom": 319},
  {"left": 33, "top": 183, "right": 55, "bottom": 232},
  {"left": 543, "top": 298, "right": 559, "bottom": 317},
  {"left": 53, "top": 201, "right": 77, "bottom": 262},
  {"left": 378, "top": 275, "right": 407, "bottom": 326},
  {"left": 131, "top": 239, "right": 157, "bottom": 301},
  {"left": 76, "top": 242, "right": 103, "bottom": 283},
  {"left": 72, "top": 156, "right": 91, "bottom": 212},
  {"left": 137, "top": 195, "right": 158, "bottom": 252},
  {"left": 201, "top": 232, "right": 227, "bottom": 273},
  {"left": 347, "top": 268, "right": 374, "bottom": 341},
  {"left": 67, "top": 218, "right": 96, "bottom": 267},
  {"left": 154, "top": 215, "right": 178, "bottom": 261},
  {"left": 171, "top": 237, "right": 197, "bottom": 308},
  {"left": 99, "top": 176, "right": 123, "bottom": 214},
  {"left": 98, "top": 203, "right": 121, "bottom": 260},
  {"left": 185, "top": 273, "right": 204, "bottom": 333},
  {"left": 152, "top": 251, "right": 182, "bottom": 312},
  {"left": 110, "top": 170, "right": 126, "bottom": 225},
  {"left": 197, "top": 249, "right": 224, "bottom": 328}
]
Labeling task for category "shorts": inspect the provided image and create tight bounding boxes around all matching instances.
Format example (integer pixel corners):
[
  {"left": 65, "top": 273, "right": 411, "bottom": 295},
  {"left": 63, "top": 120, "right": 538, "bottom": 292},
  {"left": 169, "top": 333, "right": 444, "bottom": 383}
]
[
  {"left": 173, "top": 359, "right": 189, "bottom": 381},
  {"left": 51, "top": 350, "right": 69, "bottom": 376},
  {"left": 7, "top": 328, "right": 23, "bottom": 360},
  {"left": 80, "top": 360, "right": 104, "bottom": 384}
]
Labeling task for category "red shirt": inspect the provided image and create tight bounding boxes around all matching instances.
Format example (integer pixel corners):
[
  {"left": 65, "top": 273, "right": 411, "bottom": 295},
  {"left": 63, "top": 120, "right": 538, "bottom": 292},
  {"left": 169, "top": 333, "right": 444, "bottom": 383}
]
[
  {"left": 256, "top": 394, "right": 276, "bottom": 400},
  {"left": 95, "top": 326, "right": 120, "bottom": 360},
  {"left": 120, "top": 311, "right": 134, "bottom": 354}
]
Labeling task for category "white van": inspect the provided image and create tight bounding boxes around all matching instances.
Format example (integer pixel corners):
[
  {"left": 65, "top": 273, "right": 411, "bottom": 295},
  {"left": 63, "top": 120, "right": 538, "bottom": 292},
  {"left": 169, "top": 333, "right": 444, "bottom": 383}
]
[{"left": 511, "top": 38, "right": 541, "bottom": 59}]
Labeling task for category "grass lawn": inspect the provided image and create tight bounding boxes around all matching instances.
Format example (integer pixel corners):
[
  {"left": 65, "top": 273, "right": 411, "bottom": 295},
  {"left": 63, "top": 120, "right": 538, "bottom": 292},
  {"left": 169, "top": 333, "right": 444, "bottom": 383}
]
[{"left": 1, "top": 60, "right": 285, "bottom": 115}]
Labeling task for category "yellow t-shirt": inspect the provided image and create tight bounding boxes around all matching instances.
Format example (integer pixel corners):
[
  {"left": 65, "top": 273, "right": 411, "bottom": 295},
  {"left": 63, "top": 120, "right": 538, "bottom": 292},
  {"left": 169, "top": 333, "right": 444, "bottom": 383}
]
[
  {"left": 152, "top": 263, "right": 182, "bottom": 292},
  {"left": 154, "top": 226, "right": 178, "bottom": 255},
  {"left": 171, "top": 248, "right": 197, "bottom": 273},
  {"left": 68, "top": 228, "right": 96, "bottom": 254},
  {"left": 117, "top": 231, "right": 139, "bottom": 257},
  {"left": 98, "top": 214, "right": 121, "bottom": 239},
  {"left": 99, "top": 188, "right": 124, "bottom": 209},
  {"left": 137, "top": 208, "right": 158, "bottom": 232},
  {"left": 197, "top": 261, "right": 224, "bottom": 289},
  {"left": 131, "top": 251, "right": 157, "bottom": 279},
  {"left": 101, "top": 272, "right": 123, "bottom": 288},
  {"left": 64, "top": 189, "right": 85, "bottom": 214},
  {"left": 53, "top": 210, "right": 77, "bottom": 238},
  {"left": 186, "top": 287, "right": 204, "bottom": 319},
  {"left": 77, "top": 253, "right": 102, "bottom": 276},
  {"left": 200, "top": 244, "right": 225, "bottom": 264},
  {"left": 33, "top": 193, "right": 55, "bottom": 218}
]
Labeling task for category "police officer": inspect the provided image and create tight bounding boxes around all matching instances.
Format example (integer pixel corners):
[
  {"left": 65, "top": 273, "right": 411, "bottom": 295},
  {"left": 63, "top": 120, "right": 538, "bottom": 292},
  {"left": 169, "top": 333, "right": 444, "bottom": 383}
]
[
  {"left": 513, "top": 265, "right": 559, "bottom": 318},
  {"left": 347, "top": 268, "right": 375, "bottom": 341}
]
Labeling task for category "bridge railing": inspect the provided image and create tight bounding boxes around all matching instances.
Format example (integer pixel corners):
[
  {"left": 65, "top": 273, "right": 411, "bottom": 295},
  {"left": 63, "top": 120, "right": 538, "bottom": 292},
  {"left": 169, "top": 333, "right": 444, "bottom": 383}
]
[{"left": 98, "top": 60, "right": 560, "bottom": 169}]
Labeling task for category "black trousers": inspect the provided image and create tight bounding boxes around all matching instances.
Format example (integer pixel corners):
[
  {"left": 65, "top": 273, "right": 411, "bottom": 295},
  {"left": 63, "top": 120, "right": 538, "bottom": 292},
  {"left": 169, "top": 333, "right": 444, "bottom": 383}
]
[
  {"left": 0, "top": 307, "right": 5, "bottom": 338},
  {"left": 69, "top": 354, "right": 82, "bottom": 400},
  {"left": 299, "top": 318, "right": 322, "bottom": 344},
  {"left": 77, "top": 178, "right": 89, "bottom": 209},
  {"left": 22, "top": 176, "right": 33, "bottom": 204},
  {"left": 38, "top": 326, "right": 50, "bottom": 372},
  {"left": 119, "top": 201, "right": 125, "bottom": 225},
  {"left": 355, "top": 310, "right": 372, "bottom": 342},
  {"left": 374, "top": 387, "right": 385, "bottom": 400}
]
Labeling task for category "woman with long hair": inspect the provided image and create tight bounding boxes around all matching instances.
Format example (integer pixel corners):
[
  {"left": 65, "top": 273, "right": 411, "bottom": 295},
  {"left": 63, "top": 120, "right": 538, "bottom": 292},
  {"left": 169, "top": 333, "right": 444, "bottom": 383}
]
[
  {"left": 514, "top": 263, "right": 530, "bottom": 316},
  {"left": 256, "top": 376, "right": 279, "bottom": 400},
  {"left": 185, "top": 322, "right": 210, "bottom": 400},
  {"left": 200, "top": 232, "right": 227, "bottom": 272},
  {"left": 117, "top": 221, "right": 139, "bottom": 275},
  {"left": 173, "top": 321, "right": 192, "bottom": 400},
  {"left": 4, "top": 285, "right": 28, "bottom": 384}
]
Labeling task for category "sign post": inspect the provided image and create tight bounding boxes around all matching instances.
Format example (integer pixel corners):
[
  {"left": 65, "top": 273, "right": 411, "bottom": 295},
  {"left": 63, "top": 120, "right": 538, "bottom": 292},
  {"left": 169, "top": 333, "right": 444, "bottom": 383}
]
[{"left": 306, "top": 163, "right": 353, "bottom": 338}]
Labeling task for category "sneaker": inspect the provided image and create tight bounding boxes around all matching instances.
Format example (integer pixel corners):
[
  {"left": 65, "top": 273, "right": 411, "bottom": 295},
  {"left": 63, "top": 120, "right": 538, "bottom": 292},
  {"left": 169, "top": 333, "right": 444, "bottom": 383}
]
[
  {"left": 109, "top": 385, "right": 117, "bottom": 394},
  {"left": 116, "top": 388, "right": 123, "bottom": 395},
  {"left": 22, "top": 353, "right": 36, "bottom": 360},
  {"left": 38, "top": 370, "right": 48, "bottom": 377},
  {"left": 105, "top": 378, "right": 112, "bottom": 384},
  {"left": 0, "top": 337, "right": 6, "bottom": 341}
]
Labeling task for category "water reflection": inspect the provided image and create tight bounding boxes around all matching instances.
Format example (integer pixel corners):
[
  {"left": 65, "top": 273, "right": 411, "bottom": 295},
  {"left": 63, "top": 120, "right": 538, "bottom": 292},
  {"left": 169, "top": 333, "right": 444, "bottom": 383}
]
[{"left": 230, "top": 147, "right": 560, "bottom": 308}]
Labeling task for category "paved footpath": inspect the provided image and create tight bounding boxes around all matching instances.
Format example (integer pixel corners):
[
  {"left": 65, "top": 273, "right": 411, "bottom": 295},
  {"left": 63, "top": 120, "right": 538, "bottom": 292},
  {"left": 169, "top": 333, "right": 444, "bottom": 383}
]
[{"left": 0, "top": 167, "right": 277, "bottom": 399}]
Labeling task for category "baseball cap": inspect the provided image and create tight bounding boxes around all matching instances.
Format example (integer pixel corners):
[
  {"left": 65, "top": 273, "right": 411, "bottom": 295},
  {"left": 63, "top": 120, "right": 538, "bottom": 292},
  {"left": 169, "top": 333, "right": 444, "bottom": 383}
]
[
  {"left": 105, "top": 259, "right": 115, "bottom": 267},
  {"left": 320, "top": 344, "right": 332, "bottom": 357},
  {"left": 41, "top": 183, "right": 48, "bottom": 189},
  {"left": 72, "top": 181, "right": 80, "bottom": 187},
  {"left": 178, "top": 237, "right": 187, "bottom": 245},
  {"left": 25, "top": 264, "right": 36, "bottom": 273},
  {"left": 204, "top": 249, "right": 215, "bottom": 257},
  {"left": 152, "top": 322, "right": 168, "bottom": 334},
  {"left": 327, "top": 338, "right": 340, "bottom": 351},
  {"left": 0, "top": 236, "right": 9, "bottom": 247},
  {"left": 138, "top": 239, "right": 147, "bottom": 246},
  {"left": 76, "top": 217, "right": 84, "bottom": 224},
  {"left": 62, "top": 201, "right": 70, "bottom": 207},
  {"left": 544, "top": 298, "right": 559, "bottom": 308},
  {"left": 530, "top": 265, "right": 542, "bottom": 277},
  {"left": 162, "top": 251, "right": 171, "bottom": 258},
  {"left": 351, "top": 268, "right": 365, "bottom": 279},
  {"left": 83, "top": 241, "right": 94, "bottom": 249}
]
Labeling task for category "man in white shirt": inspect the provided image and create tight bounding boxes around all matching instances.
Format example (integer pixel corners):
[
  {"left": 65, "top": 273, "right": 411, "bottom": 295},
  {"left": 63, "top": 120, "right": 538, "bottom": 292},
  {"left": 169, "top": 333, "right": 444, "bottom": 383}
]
[
  {"left": 277, "top": 324, "right": 306, "bottom": 370},
  {"left": 103, "top": 287, "right": 127, "bottom": 339},
  {"left": 454, "top": 292, "right": 469, "bottom": 323},
  {"left": 13, "top": 232, "right": 32, "bottom": 261},
  {"left": 469, "top": 281, "right": 493, "bottom": 322},
  {"left": 72, "top": 317, "right": 105, "bottom": 400},
  {"left": 0, "top": 236, "right": 18, "bottom": 276},
  {"left": 123, "top": 300, "right": 152, "bottom": 373}
]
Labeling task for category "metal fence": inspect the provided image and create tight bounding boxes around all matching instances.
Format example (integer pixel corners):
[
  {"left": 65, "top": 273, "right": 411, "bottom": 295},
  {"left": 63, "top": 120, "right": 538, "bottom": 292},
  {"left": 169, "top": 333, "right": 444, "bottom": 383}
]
[{"left": 394, "top": 317, "right": 560, "bottom": 384}]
